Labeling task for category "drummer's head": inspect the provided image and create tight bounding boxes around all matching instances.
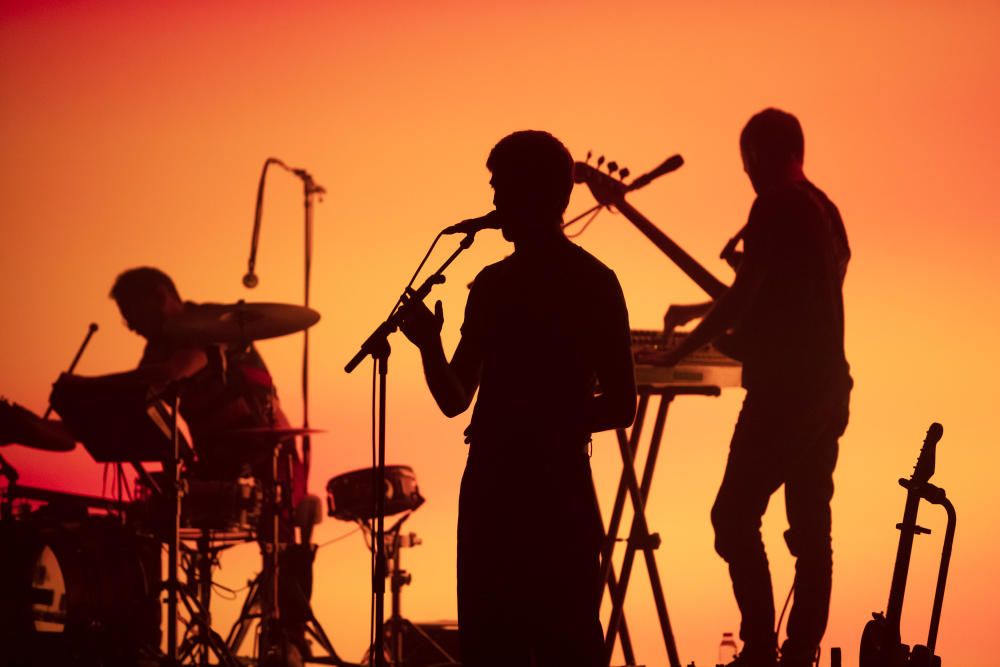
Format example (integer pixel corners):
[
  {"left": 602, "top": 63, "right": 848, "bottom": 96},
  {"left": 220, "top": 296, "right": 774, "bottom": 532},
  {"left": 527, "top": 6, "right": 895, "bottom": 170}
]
[
  {"left": 110, "top": 267, "right": 184, "bottom": 338},
  {"left": 487, "top": 130, "right": 573, "bottom": 245}
]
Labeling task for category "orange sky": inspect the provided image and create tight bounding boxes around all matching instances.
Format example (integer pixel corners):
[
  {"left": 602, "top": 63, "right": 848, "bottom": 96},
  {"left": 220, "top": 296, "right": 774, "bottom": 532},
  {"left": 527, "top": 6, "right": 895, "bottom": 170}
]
[{"left": 2, "top": 1, "right": 999, "bottom": 665}]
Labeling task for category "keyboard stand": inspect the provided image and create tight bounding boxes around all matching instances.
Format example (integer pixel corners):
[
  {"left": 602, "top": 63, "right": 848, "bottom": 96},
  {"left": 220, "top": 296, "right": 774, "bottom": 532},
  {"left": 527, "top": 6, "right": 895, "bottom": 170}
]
[{"left": 599, "top": 384, "right": 721, "bottom": 667}]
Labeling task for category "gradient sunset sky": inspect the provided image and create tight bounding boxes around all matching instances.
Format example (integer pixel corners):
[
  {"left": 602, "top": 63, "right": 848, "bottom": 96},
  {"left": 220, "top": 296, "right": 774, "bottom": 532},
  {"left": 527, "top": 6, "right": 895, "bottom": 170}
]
[{"left": 2, "top": 2, "right": 998, "bottom": 665}]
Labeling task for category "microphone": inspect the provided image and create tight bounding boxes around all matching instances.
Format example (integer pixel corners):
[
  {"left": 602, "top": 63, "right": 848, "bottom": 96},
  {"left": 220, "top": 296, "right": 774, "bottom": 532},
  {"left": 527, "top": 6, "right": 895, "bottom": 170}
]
[
  {"left": 442, "top": 210, "right": 503, "bottom": 235},
  {"left": 626, "top": 154, "right": 684, "bottom": 192},
  {"left": 244, "top": 158, "right": 281, "bottom": 289},
  {"left": 292, "top": 168, "right": 327, "bottom": 196}
]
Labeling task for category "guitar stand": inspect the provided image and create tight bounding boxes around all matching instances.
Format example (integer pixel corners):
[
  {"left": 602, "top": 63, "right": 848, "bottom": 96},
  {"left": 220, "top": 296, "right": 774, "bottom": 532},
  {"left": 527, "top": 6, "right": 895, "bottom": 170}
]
[{"left": 599, "top": 384, "right": 720, "bottom": 667}]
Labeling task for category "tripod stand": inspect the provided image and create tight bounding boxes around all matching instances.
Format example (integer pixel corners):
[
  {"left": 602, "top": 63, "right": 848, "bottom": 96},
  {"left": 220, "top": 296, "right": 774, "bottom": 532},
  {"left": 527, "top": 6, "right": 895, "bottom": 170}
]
[
  {"left": 176, "top": 532, "right": 243, "bottom": 667},
  {"left": 361, "top": 513, "right": 457, "bottom": 667},
  {"left": 226, "top": 545, "right": 353, "bottom": 666}
]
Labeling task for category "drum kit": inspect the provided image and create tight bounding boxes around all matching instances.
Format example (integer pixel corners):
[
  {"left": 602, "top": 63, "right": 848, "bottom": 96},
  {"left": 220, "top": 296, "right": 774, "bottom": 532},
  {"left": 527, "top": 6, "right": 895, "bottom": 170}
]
[{"left": 0, "top": 302, "right": 445, "bottom": 667}]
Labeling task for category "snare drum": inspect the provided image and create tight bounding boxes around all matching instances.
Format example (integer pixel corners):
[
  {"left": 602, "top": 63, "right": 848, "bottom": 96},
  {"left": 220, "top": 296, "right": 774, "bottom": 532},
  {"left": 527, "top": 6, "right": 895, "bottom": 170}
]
[
  {"left": 133, "top": 472, "right": 263, "bottom": 534},
  {"left": 326, "top": 465, "right": 424, "bottom": 522}
]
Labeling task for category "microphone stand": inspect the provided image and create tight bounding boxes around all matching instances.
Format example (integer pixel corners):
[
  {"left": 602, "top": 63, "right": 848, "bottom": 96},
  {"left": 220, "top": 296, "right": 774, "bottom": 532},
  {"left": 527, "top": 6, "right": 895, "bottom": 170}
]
[
  {"left": 297, "top": 169, "right": 324, "bottom": 499},
  {"left": 344, "top": 232, "right": 478, "bottom": 667}
]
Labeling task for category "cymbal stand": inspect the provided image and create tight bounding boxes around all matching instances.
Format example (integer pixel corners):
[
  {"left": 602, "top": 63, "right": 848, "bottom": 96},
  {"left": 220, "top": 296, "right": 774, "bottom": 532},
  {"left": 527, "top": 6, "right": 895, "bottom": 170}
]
[
  {"left": 166, "top": 393, "right": 182, "bottom": 665},
  {"left": 345, "top": 231, "right": 478, "bottom": 667},
  {"left": 226, "top": 442, "right": 353, "bottom": 666}
]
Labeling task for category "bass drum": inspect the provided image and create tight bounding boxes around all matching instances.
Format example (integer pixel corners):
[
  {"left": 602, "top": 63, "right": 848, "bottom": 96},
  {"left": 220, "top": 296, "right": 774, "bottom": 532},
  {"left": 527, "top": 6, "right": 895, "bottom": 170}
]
[{"left": 0, "top": 515, "right": 161, "bottom": 666}]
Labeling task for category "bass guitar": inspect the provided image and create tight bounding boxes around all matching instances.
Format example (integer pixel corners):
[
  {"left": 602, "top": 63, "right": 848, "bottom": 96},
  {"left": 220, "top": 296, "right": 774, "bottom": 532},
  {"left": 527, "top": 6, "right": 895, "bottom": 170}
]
[{"left": 573, "top": 154, "right": 729, "bottom": 299}]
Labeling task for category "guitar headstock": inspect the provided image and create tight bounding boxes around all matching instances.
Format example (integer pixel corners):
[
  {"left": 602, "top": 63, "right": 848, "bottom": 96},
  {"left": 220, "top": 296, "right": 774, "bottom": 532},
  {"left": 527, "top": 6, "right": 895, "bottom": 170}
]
[
  {"left": 911, "top": 422, "right": 944, "bottom": 484},
  {"left": 574, "top": 152, "right": 631, "bottom": 208}
]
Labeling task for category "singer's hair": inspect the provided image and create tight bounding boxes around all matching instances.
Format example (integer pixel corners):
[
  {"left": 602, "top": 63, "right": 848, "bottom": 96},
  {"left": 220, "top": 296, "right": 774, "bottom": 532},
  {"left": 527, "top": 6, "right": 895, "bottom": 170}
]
[
  {"left": 110, "top": 267, "right": 180, "bottom": 304},
  {"left": 486, "top": 130, "right": 574, "bottom": 214},
  {"left": 740, "top": 108, "right": 804, "bottom": 167}
]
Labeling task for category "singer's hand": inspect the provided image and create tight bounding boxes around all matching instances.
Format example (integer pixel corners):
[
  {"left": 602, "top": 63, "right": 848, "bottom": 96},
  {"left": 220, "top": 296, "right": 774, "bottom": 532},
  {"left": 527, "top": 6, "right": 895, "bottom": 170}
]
[{"left": 399, "top": 298, "right": 444, "bottom": 351}]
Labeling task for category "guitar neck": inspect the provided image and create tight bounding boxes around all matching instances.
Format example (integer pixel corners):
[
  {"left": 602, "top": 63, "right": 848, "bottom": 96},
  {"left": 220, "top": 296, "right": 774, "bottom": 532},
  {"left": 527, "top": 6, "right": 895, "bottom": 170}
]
[
  {"left": 614, "top": 198, "right": 728, "bottom": 299},
  {"left": 885, "top": 491, "right": 922, "bottom": 631}
]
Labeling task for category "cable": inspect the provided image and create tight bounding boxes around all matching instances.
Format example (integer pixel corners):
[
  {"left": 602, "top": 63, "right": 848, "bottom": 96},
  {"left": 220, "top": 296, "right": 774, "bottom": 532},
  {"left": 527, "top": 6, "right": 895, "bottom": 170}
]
[
  {"left": 776, "top": 581, "right": 795, "bottom": 644},
  {"left": 316, "top": 525, "right": 363, "bottom": 549},
  {"left": 565, "top": 206, "right": 605, "bottom": 239}
]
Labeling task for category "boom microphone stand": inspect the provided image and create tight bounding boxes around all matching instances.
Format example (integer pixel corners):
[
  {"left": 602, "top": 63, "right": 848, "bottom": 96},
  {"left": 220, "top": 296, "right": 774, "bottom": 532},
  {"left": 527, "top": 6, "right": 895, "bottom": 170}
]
[
  {"left": 344, "top": 231, "right": 478, "bottom": 667},
  {"left": 243, "top": 157, "right": 325, "bottom": 490}
]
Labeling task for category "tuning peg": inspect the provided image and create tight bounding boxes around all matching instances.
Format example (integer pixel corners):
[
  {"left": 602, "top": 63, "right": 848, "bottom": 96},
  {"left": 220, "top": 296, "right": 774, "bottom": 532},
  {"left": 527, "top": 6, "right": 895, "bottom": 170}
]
[
  {"left": 586, "top": 150, "right": 593, "bottom": 164},
  {"left": 597, "top": 155, "right": 605, "bottom": 167},
  {"left": 619, "top": 167, "right": 630, "bottom": 181},
  {"left": 607, "top": 161, "right": 619, "bottom": 175}
]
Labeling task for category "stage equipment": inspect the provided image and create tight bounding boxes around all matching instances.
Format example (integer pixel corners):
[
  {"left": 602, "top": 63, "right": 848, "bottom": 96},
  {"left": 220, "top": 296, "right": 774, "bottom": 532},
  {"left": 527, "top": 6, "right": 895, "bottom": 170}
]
[
  {"left": 575, "top": 153, "right": 741, "bottom": 667},
  {"left": 0, "top": 489, "right": 160, "bottom": 666},
  {"left": 344, "top": 225, "right": 484, "bottom": 667},
  {"left": 327, "top": 467, "right": 454, "bottom": 667},
  {"left": 241, "top": 156, "right": 325, "bottom": 498},
  {"left": 574, "top": 154, "right": 727, "bottom": 299},
  {"left": 860, "top": 423, "right": 955, "bottom": 667},
  {"left": 326, "top": 465, "right": 424, "bottom": 522},
  {"left": 162, "top": 301, "right": 321, "bottom": 345}
]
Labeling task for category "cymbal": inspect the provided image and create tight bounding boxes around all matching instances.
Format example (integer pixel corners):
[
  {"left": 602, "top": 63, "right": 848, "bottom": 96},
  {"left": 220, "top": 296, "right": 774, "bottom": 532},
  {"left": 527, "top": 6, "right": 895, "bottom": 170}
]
[
  {"left": 0, "top": 399, "right": 76, "bottom": 452},
  {"left": 223, "top": 426, "right": 326, "bottom": 438},
  {"left": 162, "top": 301, "right": 320, "bottom": 344}
]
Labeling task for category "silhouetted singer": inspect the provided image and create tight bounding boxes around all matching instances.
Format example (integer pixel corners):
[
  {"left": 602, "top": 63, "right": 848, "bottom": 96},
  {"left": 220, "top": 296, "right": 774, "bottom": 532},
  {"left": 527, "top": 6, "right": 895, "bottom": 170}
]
[
  {"left": 644, "top": 109, "right": 851, "bottom": 667},
  {"left": 399, "top": 130, "right": 637, "bottom": 667}
]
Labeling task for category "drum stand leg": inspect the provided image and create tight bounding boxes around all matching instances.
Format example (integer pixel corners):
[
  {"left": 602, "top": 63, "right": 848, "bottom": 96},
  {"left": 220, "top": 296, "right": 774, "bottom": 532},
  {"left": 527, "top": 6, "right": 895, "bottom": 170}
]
[
  {"left": 176, "top": 535, "right": 242, "bottom": 667},
  {"left": 226, "top": 564, "right": 355, "bottom": 666},
  {"left": 166, "top": 394, "right": 182, "bottom": 665}
]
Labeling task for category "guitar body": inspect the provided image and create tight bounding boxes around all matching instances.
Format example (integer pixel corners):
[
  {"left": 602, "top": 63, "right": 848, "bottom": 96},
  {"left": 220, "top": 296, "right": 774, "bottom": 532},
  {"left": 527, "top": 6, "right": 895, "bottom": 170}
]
[{"left": 860, "top": 613, "right": 905, "bottom": 667}]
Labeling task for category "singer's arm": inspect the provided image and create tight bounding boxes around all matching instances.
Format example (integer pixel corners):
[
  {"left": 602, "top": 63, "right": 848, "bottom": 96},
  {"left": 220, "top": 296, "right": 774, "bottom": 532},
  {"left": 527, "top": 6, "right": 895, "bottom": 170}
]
[
  {"left": 587, "top": 274, "right": 637, "bottom": 433},
  {"left": 399, "top": 300, "right": 482, "bottom": 418}
]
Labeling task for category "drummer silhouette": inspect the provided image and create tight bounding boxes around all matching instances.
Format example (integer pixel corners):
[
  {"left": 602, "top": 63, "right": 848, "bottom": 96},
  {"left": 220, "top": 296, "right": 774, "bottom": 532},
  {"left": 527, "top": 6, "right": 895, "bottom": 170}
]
[{"left": 53, "top": 267, "right": 314, "bottom": 662}]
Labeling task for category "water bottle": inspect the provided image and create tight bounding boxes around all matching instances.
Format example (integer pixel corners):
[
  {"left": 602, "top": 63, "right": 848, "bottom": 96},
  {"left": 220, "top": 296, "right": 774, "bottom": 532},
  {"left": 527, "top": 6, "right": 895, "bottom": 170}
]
[{"left": 718, "top": 631, "right": 739, "bottom": 665}]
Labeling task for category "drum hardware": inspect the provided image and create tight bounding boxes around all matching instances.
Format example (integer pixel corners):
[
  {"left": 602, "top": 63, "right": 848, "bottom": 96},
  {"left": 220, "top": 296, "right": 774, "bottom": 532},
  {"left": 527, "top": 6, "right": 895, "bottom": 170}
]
[
  {"left": 221, "top": 435, "right": 354, "bottom": 667},
  {"left": 326, "top": 466, "right": 445, "bottom": 667},
  {"left": 134, "top": 472, "right": 263, "bottom": 534},
  {"left": 161, "top": 301, "right": 321, "bottom": 346},
  {"left": 174, "top": 532, "right": 243, "bottom": 667},
  {"left": 0, "top": 500, "right": 161, "bottom": 666},
  {"left": 225, "top": 544, "right": 354, "bottom": 667},
  {"left": 326, "top": 465, "right": 424, "bottom": 523},
  {"left": 362, "top": 514, "right": 457, "bottom": 667}
]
